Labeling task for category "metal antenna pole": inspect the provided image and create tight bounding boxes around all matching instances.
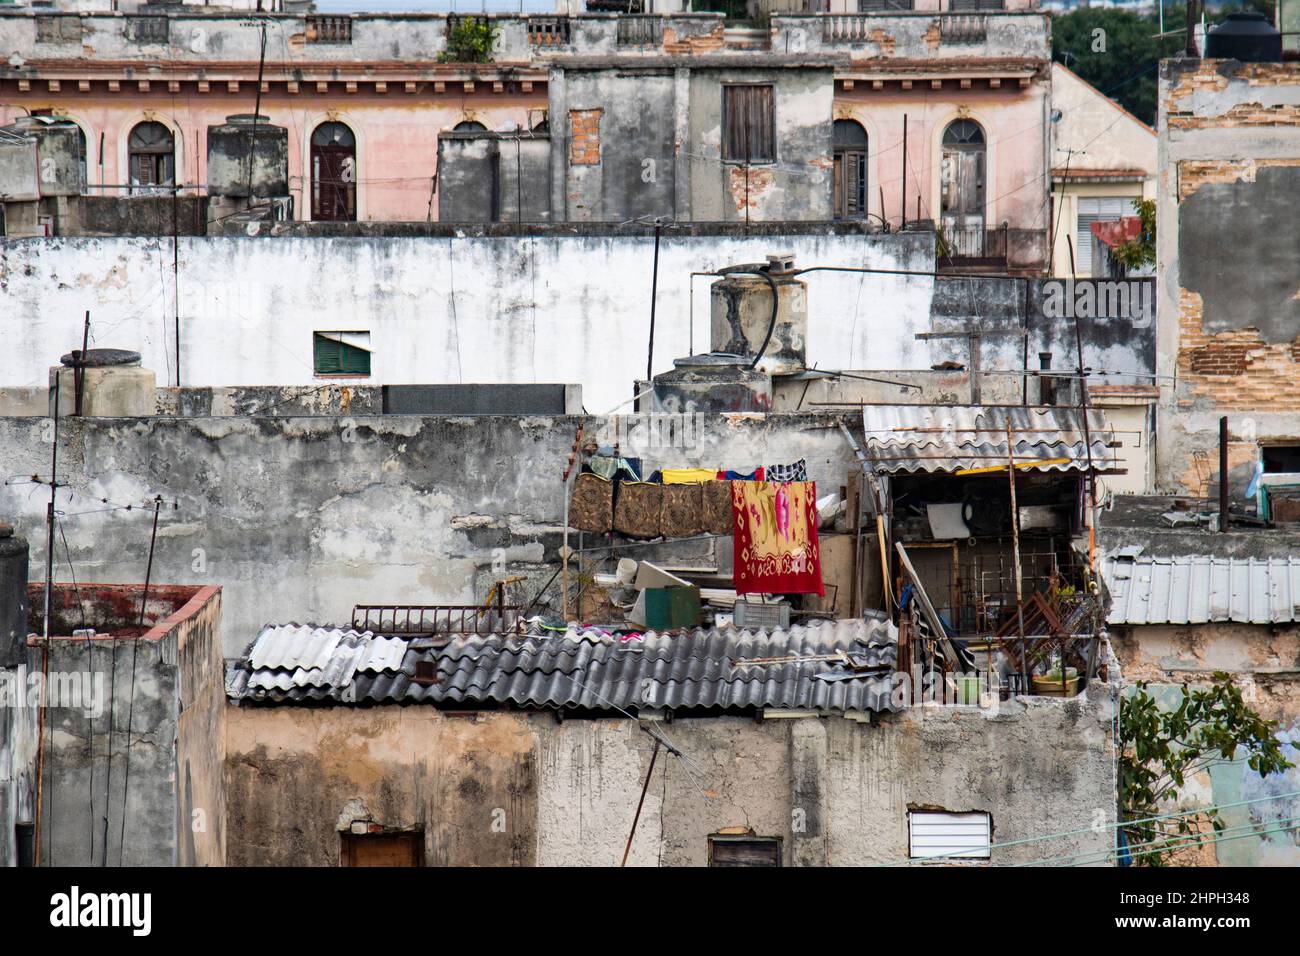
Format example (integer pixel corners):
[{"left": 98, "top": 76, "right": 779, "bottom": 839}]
[{"left": 621, "top": 736, "right": 661, "bottom": 867}]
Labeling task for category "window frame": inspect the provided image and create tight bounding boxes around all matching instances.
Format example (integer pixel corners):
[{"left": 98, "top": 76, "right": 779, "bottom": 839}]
[
  {"left": 721, "top": 84, "right": 776, "bottom": 165},
  {"left": 907, "top": 810, "right": 992, "bottom": 861},
  {"left": 313, "top": 331, "right": 372, "bottom": 378}
]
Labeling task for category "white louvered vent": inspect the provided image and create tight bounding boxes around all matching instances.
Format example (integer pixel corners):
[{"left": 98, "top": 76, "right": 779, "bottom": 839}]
[{"left": 908, "top": 810, "right": 991, "bottom": 860}]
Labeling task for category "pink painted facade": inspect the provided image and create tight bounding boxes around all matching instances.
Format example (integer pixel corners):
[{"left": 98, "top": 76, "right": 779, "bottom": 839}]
[
  {"left": 0, "top": 10, "right": 1051, "bottom": 268},
  {"left": 1, "top": 89, "right": 544, "bottom": 221}
]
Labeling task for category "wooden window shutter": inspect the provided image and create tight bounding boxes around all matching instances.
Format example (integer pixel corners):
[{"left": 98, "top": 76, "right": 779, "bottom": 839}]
[{"left": 723, "top": 86, "right": 774, "bottom": 163}]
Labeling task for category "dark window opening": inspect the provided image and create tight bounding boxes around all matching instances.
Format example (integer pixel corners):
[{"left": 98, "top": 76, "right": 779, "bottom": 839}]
[
  {"left": 340, "top": 829, "right": 422, "bottom": 867},
  {"left": 454, "top": 120, "right": 488, "bottom": 132},
  {"left": 314, "top": 331, "right": 371, "bottom": 376},
  {"left": 722, "top": 85, "right": 775, "bottom": 164},
  {"left": 1263, "top": 445, "right": 1300, "bottom": 474},
  {"left": 128, "top": 121, "right": 174, "bottom": 192},
  {"left": 833, "top": 119, "right": 868, "bottom": 220},
  {"left": 311, "top": 121, "right": 357, "bottom": 221},
  {"left": 15, "top": 823, "right": 35, "bottom": 867},
  {"left": 708, "top": 833, "right": 782, "bottom": 866}
]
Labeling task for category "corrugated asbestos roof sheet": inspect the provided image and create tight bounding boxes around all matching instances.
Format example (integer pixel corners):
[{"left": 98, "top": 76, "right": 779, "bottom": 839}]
[
  {"left": 1102, "top": 554, "right": 1300, "bottom": 625},
  {"left": 861, "top": 405, "right": 1114, "bottom": 474},
  {"left": 228, "top": 617, "right": 900, "bottom": 715}
]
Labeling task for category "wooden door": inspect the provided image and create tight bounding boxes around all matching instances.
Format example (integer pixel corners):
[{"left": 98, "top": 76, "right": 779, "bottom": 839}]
[{"left": 312, "top": 144, "right": 356, "bottom": 222}]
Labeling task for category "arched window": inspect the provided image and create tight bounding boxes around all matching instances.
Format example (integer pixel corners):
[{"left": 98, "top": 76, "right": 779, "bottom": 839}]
[
  {"left": 833, "top": 119, "right": 867, "bottom": 220},
  {"left": 311, "top": 121, "right": 356, "bottom": 222},
  {"left": 940, "top": 119, "right": 987, "bottom": 256},
  {"left": 128, "top": 121, "right": 174, "bottom": 192},
  {"left": 453, "top": 120, "right": 488, "bottom": 132}
]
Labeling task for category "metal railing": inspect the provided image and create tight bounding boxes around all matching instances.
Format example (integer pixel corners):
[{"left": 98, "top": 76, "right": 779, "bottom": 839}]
[
  {"left": 940, "top": 222, "right": 1009, "bottom": 260},
  {"left": 352, "top": 603, "right": 524, "bottom": 637}
]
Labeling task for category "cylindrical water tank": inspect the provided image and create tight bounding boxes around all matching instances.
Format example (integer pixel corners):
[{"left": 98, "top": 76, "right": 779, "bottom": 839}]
[
  {"left": 709, "top": 257, "right": 807, "bottom": 375},
  {"left": 206, "top": 114, "right": 290, "bottom": 198}
]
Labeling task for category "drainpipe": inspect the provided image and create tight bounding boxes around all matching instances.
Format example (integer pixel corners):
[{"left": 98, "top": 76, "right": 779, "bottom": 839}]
[{"left": 1219, "top": 416, "right": 1229, "bottom": 532}]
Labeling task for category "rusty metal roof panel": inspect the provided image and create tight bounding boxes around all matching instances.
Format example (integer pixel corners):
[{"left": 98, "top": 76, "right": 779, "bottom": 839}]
[
  {"left": 860, "top": 405, "right": 1115, "bottom": 474},
  {"left": 229, "top": 618, "right": 900, "bottom": 714},
  {"left": 1102, "top": 554, "right": 1300, "bottom": 625}
]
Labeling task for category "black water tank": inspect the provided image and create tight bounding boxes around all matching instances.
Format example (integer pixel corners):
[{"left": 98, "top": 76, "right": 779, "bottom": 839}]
[
  {"left": 1204, "top": 12, "right": 1282, "bottom": 62},
  {"left": 0, "top": 522, "right": 30, "bottom": 667}
]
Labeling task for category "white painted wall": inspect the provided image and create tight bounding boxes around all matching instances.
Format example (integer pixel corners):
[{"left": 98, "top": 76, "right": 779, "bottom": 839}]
[{"left": 0, "top": 232, "right": 936, "bottom": 412}]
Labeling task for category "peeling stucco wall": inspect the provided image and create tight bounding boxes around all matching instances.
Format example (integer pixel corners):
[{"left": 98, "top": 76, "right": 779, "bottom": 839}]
[
  {"left": 0, "top": 229, "right": 933, "bottom": 412},
  {"left": 226, "top": 682, "right": 1118, "bottom": 867},
  {"left": 0, "top": 412, "right": 865, "bottom": 658},
  {"left": 1155, "top": 60, "right": 1300, "bottom": 494}
]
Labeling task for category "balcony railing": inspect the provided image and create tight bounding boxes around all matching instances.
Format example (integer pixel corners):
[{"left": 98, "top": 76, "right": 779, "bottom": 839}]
[
  {"left": 528, "top": 16, "right": 572, "bottom": 48},
  {"left": 307, "top": 16, "right": 353, "bottom": 45}
]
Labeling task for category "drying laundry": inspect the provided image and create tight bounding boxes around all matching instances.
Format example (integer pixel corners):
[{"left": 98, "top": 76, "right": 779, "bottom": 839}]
[
  {"left": 731, "top": 480, "right": 824, "bottom": 596},
  {"left": 661, "top": 468, "right": 719, "bottom": 485},
  {"left": 716, "top": 467, "right": 765, "bottom": 481},
  {"left": 766, "top": 458, "right": 808, "bottom": 482}
]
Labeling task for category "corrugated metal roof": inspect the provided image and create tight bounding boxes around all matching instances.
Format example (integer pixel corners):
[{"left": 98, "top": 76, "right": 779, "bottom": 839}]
[
  {"left": 228, "top": 618, "right": 900, "bottom": 715},
  {"left": 1101, "top": 554, "right": 1300, "bottom": 625},
  {"left": 860, "top": 405, "right": 1114, "bottom": 474}
]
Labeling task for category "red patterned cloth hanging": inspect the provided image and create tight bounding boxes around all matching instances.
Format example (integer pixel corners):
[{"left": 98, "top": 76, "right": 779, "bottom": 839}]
[{"left": 731, "top": 480, "right": 824, "bottom": 596}]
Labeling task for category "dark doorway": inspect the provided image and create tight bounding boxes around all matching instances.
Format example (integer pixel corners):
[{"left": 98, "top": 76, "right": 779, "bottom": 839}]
[{"left": 311, "top": 121, "right": 357, "bottom": 222}]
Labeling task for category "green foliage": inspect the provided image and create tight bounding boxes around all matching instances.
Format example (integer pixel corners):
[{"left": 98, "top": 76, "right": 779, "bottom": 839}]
[
  {"left": 1052, "top": 4, "right": 1280, "bottom": 125},
  {"left": 1113, "top": 198, "right": 1156, "bottom": 272},
  {"left": 1119, "top": 673, "right": 1293, "bottom": 866},
  {"left": 440, "top": 16, "right": 497, "bottom": 64},
  {"left": 1051, "top": 8, "right": 1184, "bottom": 125}
]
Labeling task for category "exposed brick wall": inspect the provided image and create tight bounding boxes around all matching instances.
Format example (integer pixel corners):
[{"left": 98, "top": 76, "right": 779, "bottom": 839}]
[
  {"left": 1177, "top": 291, "right": 1300, "bottom": 413},
  {"left": 569, "top": 108, "right": 601, "bottom": 166},
  {"left": 661, "top": 25, "right": 726, "bottom": 56}
]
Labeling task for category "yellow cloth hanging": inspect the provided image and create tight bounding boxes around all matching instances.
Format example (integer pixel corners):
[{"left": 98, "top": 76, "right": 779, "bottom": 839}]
[{"left": 661, "top": 468, "right": 718, "bottom": 485}]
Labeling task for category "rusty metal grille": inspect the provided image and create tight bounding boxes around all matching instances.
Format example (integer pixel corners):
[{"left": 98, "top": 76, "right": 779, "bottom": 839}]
[
  {"left": 528, "top": 17, "right": 571, "bottom": 47},
  {"left": 308, "top": 15, "right": 353, "bottom": 44},
  {"left": 352, "top": 604, "right": 524, "bottom": 637}
]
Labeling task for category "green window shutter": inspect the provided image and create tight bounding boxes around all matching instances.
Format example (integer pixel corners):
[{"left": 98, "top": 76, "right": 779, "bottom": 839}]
[
  {"left": 339, "top": 341, "right": 371, "bottom": 375},
  {"left": 314, "top": 333, "right": 342, "bottom": 373},
  {"left": 314, "top": 332, "right": 371, "bottom": 375}
]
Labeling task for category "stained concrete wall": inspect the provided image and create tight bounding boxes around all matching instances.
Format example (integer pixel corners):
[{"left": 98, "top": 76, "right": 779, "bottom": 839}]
[
  {"left": 1112, "top": 622, "right": 1300, "bottom": 866},
  {"left": 225, "top": 681, "right": 1117, "bottom": 866},
  {"left": 0, "top": 228, "right": 934, "bottom": 411},
  {"left": 0, "top": 412, "right": 866, "bottom": 658},
  {"left": 1155, "top": 60, "right": 1300, "bottom": 494},
  {"left": 549, "top": 62, "right": 835, "bottom": 223},
  {"left": 28, "top": 584, "right": 225, "bottom": 866}
]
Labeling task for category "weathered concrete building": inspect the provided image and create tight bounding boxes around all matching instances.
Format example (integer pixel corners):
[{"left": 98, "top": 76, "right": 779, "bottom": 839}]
[
  {"left": 225, "top": 618, "right": 1120, "bottom": 866},
  {"left": 1, "top": 577, "right": 225, "bottom": 867},
  {"left": 1049, "top": 62, "right": 1157, "bottom": 279},
  {"left": 1155, "top": 55, "right": 1300, "bottom": 497},
  {"left": 1, "top": 7, "right": 1053, "bottom": 270},
  {"left": 1100, "top": 501, "right": 1300, "bottom": 865}
]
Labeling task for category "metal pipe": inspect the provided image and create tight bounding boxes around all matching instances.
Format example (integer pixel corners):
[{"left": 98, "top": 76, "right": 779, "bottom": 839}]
[
  {"left": 1219, "top": 416, "right": 1229, "bottom": 533},
  {"left": 621, "top": 735, "right": 661, "bottom": 867}
]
